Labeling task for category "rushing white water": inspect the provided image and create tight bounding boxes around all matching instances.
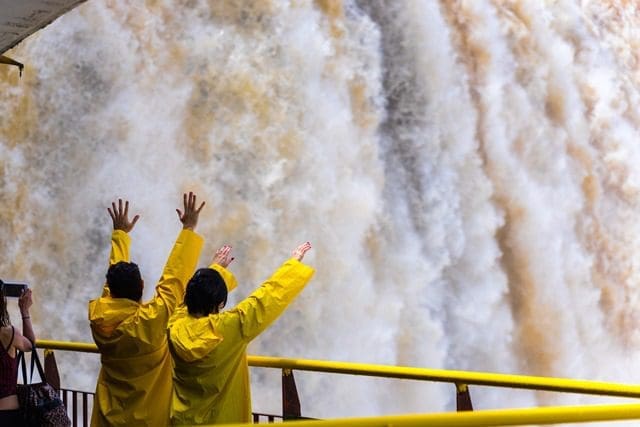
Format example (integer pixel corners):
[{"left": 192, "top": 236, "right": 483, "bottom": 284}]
[{"left": 1, "top": 0, "right": 640, "bottom": 422}]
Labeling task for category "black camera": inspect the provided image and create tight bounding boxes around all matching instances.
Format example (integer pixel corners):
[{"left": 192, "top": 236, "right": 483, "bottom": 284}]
[{"left": 0, "top": 280, "right": 28, "bottom": 297}]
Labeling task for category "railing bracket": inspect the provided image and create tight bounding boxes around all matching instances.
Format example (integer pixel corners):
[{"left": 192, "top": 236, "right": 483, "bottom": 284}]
[{"left": 0, "top": 55, "right": 24, "bottom": 77}]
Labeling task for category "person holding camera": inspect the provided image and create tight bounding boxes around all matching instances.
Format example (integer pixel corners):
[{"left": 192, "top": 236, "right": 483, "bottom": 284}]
[{"left": 0, "top": 283, "right": 34, "bottom": 426}]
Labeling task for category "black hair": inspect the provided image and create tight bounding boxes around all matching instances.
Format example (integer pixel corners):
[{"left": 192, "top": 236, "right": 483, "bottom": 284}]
[
  {"left": 184, "top": 268, "right": 227, "bottom": 316},
  {"left": 106, "top": 261, "right": 143, "bottom": 302}
]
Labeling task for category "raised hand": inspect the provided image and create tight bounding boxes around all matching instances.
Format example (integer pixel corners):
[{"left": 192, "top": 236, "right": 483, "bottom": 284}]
[
  {"left": 292, "top": 242, "right": 311, "bottom": 261},
  {"left": 108, "top": 199, "right": 140, "bottom": 232},
  {"left": 212, "top": 245, "right": 234, "bottom": 268},
  {"left": 176, "top": 192, "right": 205, "bottom": 230},
  {"left": 18, "top": 288, "right": 32, "bottom": 315}
]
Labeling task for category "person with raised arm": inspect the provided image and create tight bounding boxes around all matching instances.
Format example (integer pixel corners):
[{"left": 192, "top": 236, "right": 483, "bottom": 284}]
[
  {"left": 89, "top": 193, "right": 205, "bottom": 427},
  {"left": 168, "top": 241, "right": 314, "bottom": 425},
  {"left": 0, "top": 286, "right": 34, "bottom": 426}
]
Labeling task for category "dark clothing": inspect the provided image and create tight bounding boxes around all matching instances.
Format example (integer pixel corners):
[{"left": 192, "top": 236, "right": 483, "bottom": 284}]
[
  {"left": 0, "top": 409, "right": 23, "bottom": 426},
  {"left": 0, "top": 326, "right": 17, "bottom": 399}
]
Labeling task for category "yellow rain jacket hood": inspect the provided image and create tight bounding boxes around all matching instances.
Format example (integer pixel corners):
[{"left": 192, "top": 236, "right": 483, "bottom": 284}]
[
  {"left": 168, "top": 258, "right": 315, "bottom": 426},
  {"left": 89, "top": 229, "right": 203, "bottom": 427}
]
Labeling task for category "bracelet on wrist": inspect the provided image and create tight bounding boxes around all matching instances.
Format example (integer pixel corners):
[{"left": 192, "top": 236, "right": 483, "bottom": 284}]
[{"left": 22, "top": 316, "right": 30, "bottom": 320}]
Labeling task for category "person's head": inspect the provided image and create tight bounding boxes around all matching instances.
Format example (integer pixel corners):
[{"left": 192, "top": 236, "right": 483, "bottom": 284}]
[
  {"left": 106, "top": 261, "right": 144, "bottom": 302},
  {"left": 184, "top": 268, "right": 227, "bottom": 316},
  {"left": 0, "top": 280, "right": 8, "bottom": 327}
]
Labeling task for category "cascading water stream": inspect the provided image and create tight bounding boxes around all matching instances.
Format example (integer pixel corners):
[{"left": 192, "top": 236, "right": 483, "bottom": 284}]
[{"left": 1, "top": 1, "right": 640, "bottom": 422}]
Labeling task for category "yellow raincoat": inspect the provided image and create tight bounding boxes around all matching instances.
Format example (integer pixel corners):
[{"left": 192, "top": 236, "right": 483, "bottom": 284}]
[
  {"left": 168, "top": 259, "right": 315, "bottom": 425},
  {"left": 88, "top": 228, "right": 203, "bottom": 427}
]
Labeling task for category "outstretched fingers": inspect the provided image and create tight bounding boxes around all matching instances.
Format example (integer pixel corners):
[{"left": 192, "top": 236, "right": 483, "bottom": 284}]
[
  {"left": 213, "top": 244, "right": 234, "bottom": 267},
  {"left": 108, "top": 198, "right": 139, "bottom": 232},
  {"left": 111, "top": 199, "right": 125, "bottom": 218},
  {"left": 217, "top": 245, "right": 231, "bottom": 258},
  {"left": 186, "top": 193, "right": 205, "bottom": 215},
  {"left": 108, "top": 200, "right": 120, "bottom": 225},
  {"left": 296, "top": 241, "right": 312, "bottom": 252},
  {"left": 178, "top": 192, "right": 205, "bottom": 230},
  {"left": 183, "top": 192, "right": 201, "bottom": 214},
  {"left": 292, "top": 241, "right": 312, "bottom": 261}
]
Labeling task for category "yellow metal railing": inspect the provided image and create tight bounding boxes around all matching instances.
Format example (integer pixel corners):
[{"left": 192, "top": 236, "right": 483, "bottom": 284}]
[
  {"left": 37, "top": 339, "right": 640, "bottom": 399},
  {"left": 214, "top": 403, "right": 640, "bottom": 426},
  {"left": 38, "top": 340, "right": 99, "bottom": 353},
  {"left": 249, "top": 355, "right": 640, "bottom": 398},
  {"left": 37, "top": 339, "right": 640, "bottom": 426}
]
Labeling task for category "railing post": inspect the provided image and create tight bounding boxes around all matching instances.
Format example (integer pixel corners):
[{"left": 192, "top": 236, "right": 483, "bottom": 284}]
[
  {"left": 282, "top": 368, "right": 301, "bottom": 420},
  {"left": 455, "top": 383, "right": 473, "bottom": 411},
  {"left": 44, "top": 349, "right": 61, "bottom": 391}
]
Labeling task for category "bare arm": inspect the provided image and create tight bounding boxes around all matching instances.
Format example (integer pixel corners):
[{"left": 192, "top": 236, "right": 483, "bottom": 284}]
[{"left": 15, "top": 288, "right": 34, "bottom": 351}]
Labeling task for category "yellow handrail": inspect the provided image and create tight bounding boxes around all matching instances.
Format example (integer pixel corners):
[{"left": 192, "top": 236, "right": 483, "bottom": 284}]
[
  {"left": 249, "top": 355, "right": 640, "bottom": 398},
  {"left": 37, "top": 339, "right": 99, "bottom": 353},
  {"left": 213, "top": 403, "right": 640, "bottom": 426},
  {"left": 36, "top": 339, "right": 640, "bottom": 399}
]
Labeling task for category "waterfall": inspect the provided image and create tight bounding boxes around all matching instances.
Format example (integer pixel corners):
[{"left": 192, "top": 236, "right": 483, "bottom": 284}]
[{"left": 1, "top": 0, "right": 640, "bottom": 420}]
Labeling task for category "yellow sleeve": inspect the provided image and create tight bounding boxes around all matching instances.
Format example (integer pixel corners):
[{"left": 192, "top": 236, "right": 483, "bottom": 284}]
[
  {"left": 110, "top": 230, "right": 131, "bottom": 265},
  {"left": 210, "top": 264, "right": 238, "bottom": 292},
  {"left": 101, "top": 230, "right": 131, "bottom": 297},
  {"left": 230, "top": 259, "right": 314, "bottom": 342},
  {"left": 139, "top": 229, "right": 204, "bottom": 325}
]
